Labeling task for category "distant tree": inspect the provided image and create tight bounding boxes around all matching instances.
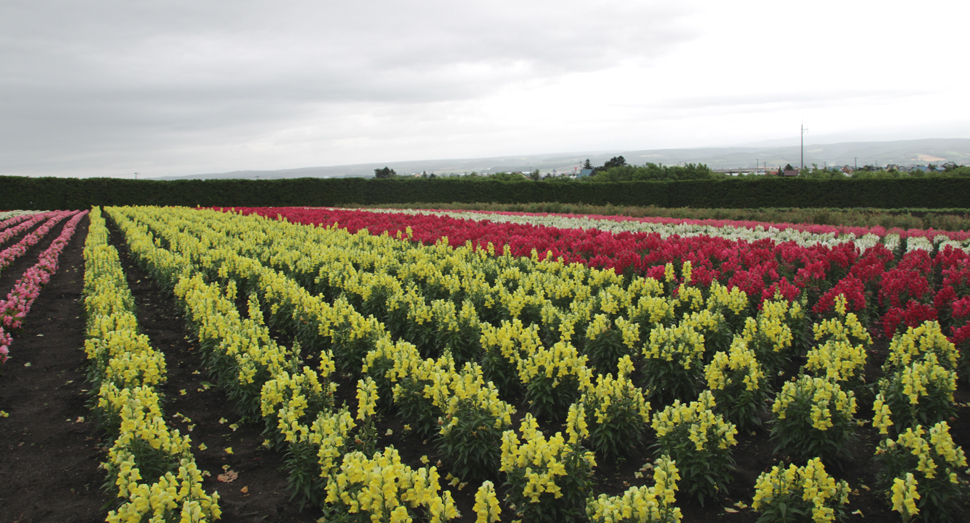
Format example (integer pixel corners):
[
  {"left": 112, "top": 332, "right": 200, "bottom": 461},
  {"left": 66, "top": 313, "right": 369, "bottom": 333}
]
[
  {"left": 490, "top": 171, "right": 525, "bottom": 182},
  {"left": 374, "top": 166, "right": 397, "bottom": 178},
  {"left": 583, "top": 159, "right": 593, "bottom": 169},
  {"left": 529, "top": 169, "right": 540, "bottom": 181},
  {"left": 604, "top": 156, "right": 627, "bottom": 169}
]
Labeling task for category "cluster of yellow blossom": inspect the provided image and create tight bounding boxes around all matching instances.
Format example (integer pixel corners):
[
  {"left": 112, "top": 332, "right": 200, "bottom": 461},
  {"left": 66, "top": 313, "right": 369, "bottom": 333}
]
[
  {"left": 873, "top": 352, "right": 956, "bottom": 433},
  {"left": 705, "top": 336, "right": 764, "bottom": 392},
  {"left": 325, "top": 447, "right": 460, "bottom": 522},
  {"left": 643, "top": 322, "right": 705, "bottom": 370},
  {"left": 704, "top": 281, "right": 750, "bottom": 320},
  {"left": 480, "top": 319, "right": 543, "bottom": 373},
  {"left": 107, "top": 458, "right": 219, "bottom": 523},
  {"left": 751, "top": 458, "right": 850, "bottom": 523},
  {"left": 113, "top": 208, "right": 439, "bottom": 514},
  {"left": 772, "top": 375, "right": 857, "bottom": 432},
  {"left": 356, "top": 377, "right": 380, "bottom": 421},
  {"left": 813, "top": 295, "right": 871, "bottom": 346},
  {"left": 569, "top": 357, "right": 651, "bottom": 458},
  {"left": 472, "top": 480, "right": 502, "bottom": 523},
  {"left": 309, "top": 407, "right": 357, "bottom": 477},
  {"left": 803, "top": 295, "right": 870, "bottom": 385},
  {"left": 586, "top": 455, "right": 683, "bottom": 523},
  {"left": 876, "top": 422, "right": 968, "bottom": 520},
  {"left": 741, "top": 304, "right": 797, "bottom": 370},
  {"left": 877, "top": 422, "right": 967, "bottom": 483},
  {"left": 652, "top": 391, "right": 738, "bottom": 453},
  {"left": 580, "top": 360, "right": 651, "bottom": 428},
  {"left": 260, "top": 363, "right": 336, "bottom": 445},
  {"left": 426, "top": 363, "right": 514, "bottom": 435},
  {"left": 84, "top": 207, "right": 220, "bottom": 522},
  {"left": 500, "top": 414, "right": 597, "bottom": 505},
  {"left": 883, "top": 321, "right": 959, "bottom": 372},
  {"left": 891, "top": 473, "right": 920, "bottom": 520}
]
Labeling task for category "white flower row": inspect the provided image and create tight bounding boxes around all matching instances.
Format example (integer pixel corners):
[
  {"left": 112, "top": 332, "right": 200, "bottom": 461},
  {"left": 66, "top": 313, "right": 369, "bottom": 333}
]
[{"left": 349, "top": 207, "right": 970, "bottom": 254}]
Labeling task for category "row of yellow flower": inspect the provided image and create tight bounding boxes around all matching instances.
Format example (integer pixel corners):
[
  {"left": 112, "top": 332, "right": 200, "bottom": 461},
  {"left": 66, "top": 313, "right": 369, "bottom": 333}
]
[
  {"left": 106, "top": 207, "right": 464, "bottom": 522},
  {"left": 105, "top": 206, "right": 686, "bottom": 521},
  {"left": 83, "top": 207, "right": 221, "bottom": 523},
  {"left": 103, "top": 207, "right": 969, "bottom": 521}
]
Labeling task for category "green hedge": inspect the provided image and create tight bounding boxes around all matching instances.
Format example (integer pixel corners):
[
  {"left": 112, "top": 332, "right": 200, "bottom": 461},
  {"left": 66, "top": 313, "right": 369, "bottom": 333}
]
[{"left": 1, "top": 176, "right": 968, "bottom": 210}]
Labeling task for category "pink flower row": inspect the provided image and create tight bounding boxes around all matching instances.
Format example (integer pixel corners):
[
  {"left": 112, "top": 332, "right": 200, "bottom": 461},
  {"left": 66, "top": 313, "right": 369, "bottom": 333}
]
[
  {"left": 0, "top": 210, "right": 87, "bottom": 365},
  {"left": 0, "top": 212, "right": 73, "bottom": 274},
  {"left": 0, "top": 213, "right": 39, "bottom": 235},
  {"left": 0, "top": 212, "right": 56, "bottom": 248}
]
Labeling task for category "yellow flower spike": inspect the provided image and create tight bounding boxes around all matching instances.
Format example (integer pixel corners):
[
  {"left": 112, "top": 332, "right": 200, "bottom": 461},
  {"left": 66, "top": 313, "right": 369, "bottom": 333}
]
[{"left": 473, "top": 481, "right": 501, "bottom": 523}]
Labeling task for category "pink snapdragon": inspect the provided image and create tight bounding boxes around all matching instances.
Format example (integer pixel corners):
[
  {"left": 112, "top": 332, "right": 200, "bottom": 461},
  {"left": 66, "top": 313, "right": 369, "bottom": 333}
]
[
  {"left": 0, "top": 210, "right": 86, "bottom": 365},
  {"left": 0, "top": 211, "right": 72, "bottom": 273}
]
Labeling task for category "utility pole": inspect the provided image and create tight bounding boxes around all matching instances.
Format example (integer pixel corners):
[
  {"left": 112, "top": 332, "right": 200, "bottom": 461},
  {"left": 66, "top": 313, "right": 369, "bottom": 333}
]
[{"left": 800, "top": 124, "right": 809, "bottom": 170}]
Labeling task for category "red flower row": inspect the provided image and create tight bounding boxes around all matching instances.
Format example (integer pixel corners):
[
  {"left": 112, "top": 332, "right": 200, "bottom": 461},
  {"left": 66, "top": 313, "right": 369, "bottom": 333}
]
[{"left": 220, "top": 207, "right": 969, "bottom": 345}]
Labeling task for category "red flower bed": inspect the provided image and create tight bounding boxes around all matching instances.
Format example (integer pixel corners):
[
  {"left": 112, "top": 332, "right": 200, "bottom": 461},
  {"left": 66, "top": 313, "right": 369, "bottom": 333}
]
[{"left": 221, "top": 207, "right": 970, "bottom": 347}]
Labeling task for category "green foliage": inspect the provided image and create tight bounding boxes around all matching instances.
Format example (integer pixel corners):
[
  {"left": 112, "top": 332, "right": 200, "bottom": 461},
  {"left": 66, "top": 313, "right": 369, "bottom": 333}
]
[
  {"left": 435, "top": 398, "right": 505, "bottom": 482},
  {"left": 501, "top": 414, "right": 596, "bottom": 523},
  {"left": 705, "top": 337, "right": 770, "bottom": 433},
  {"left": 873, "top": 354, "right": 958, "bottom": 435},
  {"left": 769, "top": 375, "right": 857, "bottom": 465},
  {"left": 651, "top": 391, "right": 738, "bottom": 506},
  {"left": 590, "top": 162, "right": 717, "bottom": 182},
  {"left": 874, "top": 422, "right": 970, "bottom": 523},
  {"left": 373, "top": 166, "right": 396, "bottom": 178},
  {"left": 6, "top": 174, "right": 970, "bottom": 209},
  {"left": 751, "top": 458, "right": 851, "bottom": 523}
]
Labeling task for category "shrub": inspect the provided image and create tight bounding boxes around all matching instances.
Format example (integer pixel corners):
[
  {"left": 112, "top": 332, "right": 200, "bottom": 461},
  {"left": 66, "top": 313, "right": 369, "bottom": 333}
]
[
  {"left": 651, "top": 390, "right": 738, "bottom": 506},
  {"left": 874, "top": 422, "right": 970, "bottom": 522},
  {"left": 751, "top": 458, "right": 851, "bottom": 523},
  {"left": 705, "top": 336, "right": 769, "bottom": 432},
  {"left": 770, "top": 375, "right": 857, "bottom": 464},
  {"left": 500, "top": 414, "right": 596, "bottom": 522},
  {"left": 586, "top": 455, "right": 683, "bottom": 523}
]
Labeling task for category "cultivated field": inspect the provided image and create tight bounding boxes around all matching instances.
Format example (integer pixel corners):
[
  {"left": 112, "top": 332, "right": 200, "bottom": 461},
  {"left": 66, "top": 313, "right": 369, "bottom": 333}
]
[{"left": 1, "top": 206, "right": 969, "bottom": 523}]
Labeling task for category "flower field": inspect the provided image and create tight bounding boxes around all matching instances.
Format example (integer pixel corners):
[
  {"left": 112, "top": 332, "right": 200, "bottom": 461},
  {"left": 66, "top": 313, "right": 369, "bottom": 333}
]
[{"left": 1, "top": 205, "right": 969, "bottom": 522}]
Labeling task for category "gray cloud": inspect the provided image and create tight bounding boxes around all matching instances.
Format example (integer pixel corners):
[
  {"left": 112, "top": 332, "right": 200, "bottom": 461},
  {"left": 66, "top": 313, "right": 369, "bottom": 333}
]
[{"left": 1, "top": 1, "right": 698, "bottom": 175}]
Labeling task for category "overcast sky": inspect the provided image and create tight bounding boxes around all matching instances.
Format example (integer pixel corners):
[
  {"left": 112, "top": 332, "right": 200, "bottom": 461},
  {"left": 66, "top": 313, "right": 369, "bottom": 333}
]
[{"left": 2, "top": 1, "right": 968, "bottom": 178}]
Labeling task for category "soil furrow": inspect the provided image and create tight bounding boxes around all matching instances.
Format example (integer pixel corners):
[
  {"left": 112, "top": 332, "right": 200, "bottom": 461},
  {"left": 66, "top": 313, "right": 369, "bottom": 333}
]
[{"left": 104, "top": 214, "right": 322, "bottom": 522}]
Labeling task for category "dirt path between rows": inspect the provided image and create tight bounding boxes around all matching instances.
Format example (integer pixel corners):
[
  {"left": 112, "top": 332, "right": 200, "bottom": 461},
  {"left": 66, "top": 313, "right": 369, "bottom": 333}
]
[
  {"left": 0, "top": 215, "right": 322, "bottom": 523},
  {"left": 0, "top": 216, "right": 105, "bottom": 523}
]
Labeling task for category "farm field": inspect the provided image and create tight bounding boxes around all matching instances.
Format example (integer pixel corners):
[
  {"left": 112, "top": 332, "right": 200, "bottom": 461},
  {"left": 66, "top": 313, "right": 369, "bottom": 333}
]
[{"left": 1, "top": 206, "right": 969, "bottom": 522}]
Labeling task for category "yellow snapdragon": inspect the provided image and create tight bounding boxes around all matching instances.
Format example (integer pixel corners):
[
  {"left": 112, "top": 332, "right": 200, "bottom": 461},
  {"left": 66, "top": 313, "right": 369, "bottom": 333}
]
[
  {"left": 325, "top": 447, "right": 460, "bottom": 522},
  {"left": 751, "top": 458, "right": 850, "bottom": 523},
  {"left": 586, "top": 455, "right": 683, "bottom": 523}
]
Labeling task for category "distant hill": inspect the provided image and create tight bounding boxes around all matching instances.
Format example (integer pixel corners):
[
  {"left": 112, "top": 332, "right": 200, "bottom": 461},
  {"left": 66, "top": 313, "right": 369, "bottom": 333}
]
[{"left": 151, "top": 138, "right": 970, "bottom": 180}]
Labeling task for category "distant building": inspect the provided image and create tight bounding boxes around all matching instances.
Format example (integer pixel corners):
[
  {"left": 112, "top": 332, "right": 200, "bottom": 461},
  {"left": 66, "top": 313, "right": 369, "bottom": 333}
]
[
  {"left": 578, "top": 169, "right": 594, "bottom": 178},
  {"left": 781, "top": 163, "right": 799, "bottom": 177}
]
